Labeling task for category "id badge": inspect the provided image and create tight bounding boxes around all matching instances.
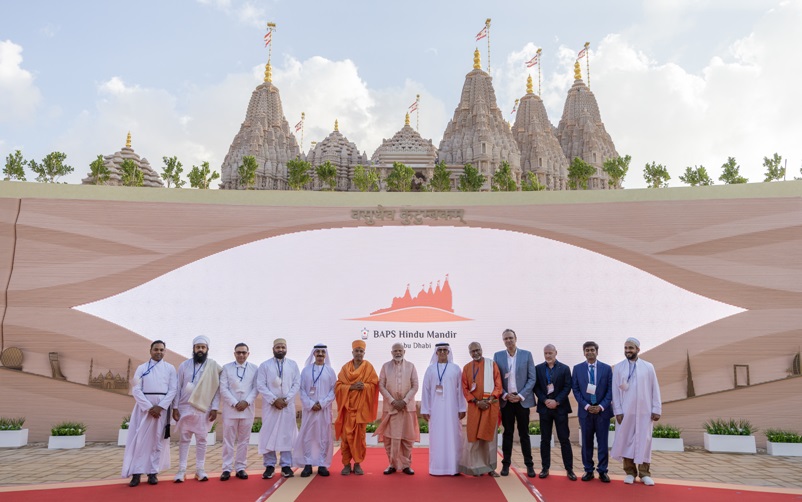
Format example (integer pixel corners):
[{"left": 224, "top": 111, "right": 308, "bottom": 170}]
[
  {"left": 185, "top": 381, "right": 195, "bottom": 393},
  {"left": 547, "top": 383, "right": 554, "bottom": 394},
  {"left": 435, "top": 385, "right": 444, "bottom": 394},
  {"left": 504, "top": 372, "right": 510, "bottom": 380},
  {"left": 470, "top": 382, "right": 476, "bottom": 392},
  {"left": 586, "top": 383, "right": 597, "bottom": 395},
  {"left": 309, "top": 386, "right": 316, "bottom": 396},
  {"left": 273, "top": 377, "right": 282, "bottom": 387},
  {"left": 619, "top": 382, "right": 629, "bottom": 391}
]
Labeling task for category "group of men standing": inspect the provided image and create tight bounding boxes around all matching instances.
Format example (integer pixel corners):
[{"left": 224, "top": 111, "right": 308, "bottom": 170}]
[{"left": 122, "top": 332, "right": 661, "bottom": 487}]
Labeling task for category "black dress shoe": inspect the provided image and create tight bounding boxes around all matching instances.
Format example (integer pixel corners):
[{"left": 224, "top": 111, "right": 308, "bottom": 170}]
[
  {"left": 263, "top": 466, "right": 275, "bottom": 479},
  {"left": 220, "top": 471, "right": 231, "bottom": 481},
  {"left": 301, "top": 465, "right": 313, "bottom": 478},
  {"left": 500, "top": 465, "right": 510, "bottom": 476},
  {"left": 236, "top": 470, "right": 249, "bottom": 479},
  {"left": 402, "top": 467, "right": 415, "bottom": 475},
  {"left": 599, "top": 472, "right": 610, "bottom": 483},
  {"left": 147, "top": 474, "right": 158, "bottom": 485},
  {"left": 539, "top": 469, "right": 549, "bottom": 479},
  {"left": 582, "top": 472, "right": 594, "bottom": 482},
  {"left": 129, "top": 474, "right": 141, "bottom": 487},
  {"left": 526, "top": 466, "right": 536, "bottom": 478},
  {"left": 383, "top": 466, "right": 396, "bottom": 475},
  {"left": 567, "top": 470, "right": 577, "bottom": 481},
  {"left": 281, "top": 466, "right": 294, "bottom": 478},
  {"left": 317, "top": 466, "right": 330, "bottom": 477}
]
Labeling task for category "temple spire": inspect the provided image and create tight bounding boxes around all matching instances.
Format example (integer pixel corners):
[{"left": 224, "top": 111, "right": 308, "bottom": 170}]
[
  {"left": 574, "top": 60, "right": 582, "bottom": 81},
  {"left": 526, "top": 75, "right": 533, "bottom": 95},
  {"left": 405, "top": 113, "right": 410, "bottom": 126},
  {"left": 334, "top": 119, "right": 339, "bottom": 132},
  {"left": 125, "top": 131, "right": 131, "bottom": 148},
  {"left": 473, "top": 48, "right": 481, "bottom": 70},
  {"left": 264, "top": 62, "right": 272, "bottom": 83}
]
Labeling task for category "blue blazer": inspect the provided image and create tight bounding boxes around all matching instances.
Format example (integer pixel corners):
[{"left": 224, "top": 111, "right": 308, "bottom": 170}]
[
  {"left": 571, "top": 360, "right": 613, "bottom": 421},
  {"left": 493, "top": 348, "right": 537, "bottom": 409}
]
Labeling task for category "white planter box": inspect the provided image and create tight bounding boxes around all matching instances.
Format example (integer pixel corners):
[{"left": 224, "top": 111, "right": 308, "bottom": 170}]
[
  {"left": 190, "top": 432, "right": 216, "bottom": 446},
  {"left": 418, "top": 433, "right": 429, "bottom": 445},
  {"left": 118, "top": 429, "right": 128, "bottom": 446},
  {"left": 366, "top": 433, "right": 379, "bottom": 446},
  {"left": 529, "top": 435, "right": 554, "bottom": 448},
  {"left": 249, "top": 432, "right": 260, "bottom": 445},
  {"left": 48, "top": 435, "right": 86, "bottom": 449},
  {"left": 0, "top": 429, "right": 28, "bottom": 448},
  {"left": 703, "top": 433, "right": 756, "bottom": 454},
  {"left": 579, "top": 429, "right": 615, "bottom": 449},
  {"left": 651, "top": 437, "right": 684, "bottom": 452},
  {"left": 767, "top": 441, "right": 802, "bottom": 457}
]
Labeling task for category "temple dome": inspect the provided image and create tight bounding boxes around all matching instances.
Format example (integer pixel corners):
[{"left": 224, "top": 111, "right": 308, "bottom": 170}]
[
  {"left": 81, "top": 133, "right": 163, "bottom": 187},
  {"left": 306, "top": 120, "right": 368, "bottom": 191}
]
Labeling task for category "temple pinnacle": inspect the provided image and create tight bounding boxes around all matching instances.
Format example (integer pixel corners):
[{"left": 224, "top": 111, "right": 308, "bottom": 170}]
[
  {"left": 125, "top": 131, "right": 131, "bottom": 148},
  {"left": 574, "top": 61, "right": 582, "bottom": 81},
  {"left": 526, "top": 75, "right": 533, "bottom": 95},
  {"left": 334, "top": 119, "right": 339, "bottom": 132},
  {"left": 405, "top": 113, "right": 410, "bottom": 126},
  {"left": 264, "top": 61, "right": 272, "bottom": 83},
  {"left": 473, "top": 48, "right": 481, "bottom": 70}
]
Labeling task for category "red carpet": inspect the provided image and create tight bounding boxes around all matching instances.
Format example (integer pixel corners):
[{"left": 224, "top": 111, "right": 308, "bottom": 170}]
[{"left": 295, "top": 448, "right": 504, "bottom": 502}]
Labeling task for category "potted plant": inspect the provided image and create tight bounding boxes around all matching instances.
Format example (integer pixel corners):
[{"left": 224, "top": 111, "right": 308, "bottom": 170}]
[
  {"left": 249, "top": 418, "right": 262, "bottom": 445},
  {"left": 528, "top": 421, "right": 554, "bottom": 448},
  {"left": 190, "top": 422, "right": 217, "bottom": 446},
  {"left": 765, "top": 429, "right": 802, "bottom": 457},
  {"left": 579, "top": 418, "right": 615, "bottom": 448},
  {"left": 703, "top": 418, "right": 756, "bottom": 454},
  {"left": 366, "top": 420, "right": 380, "bottom": 446},
  {"left": 651, "top": 423, "right": 684, "bottom": 452},
  {"left": 118, "top": 416, "right": 129, "bottom": 446},
  {"left": 0, "top": 417, "right": 28, "bottom": 448},
  {"left": 418, "top": 418, "right": 429, "bottom": 446},
  {"left": 48, "top": 421, "right": 87, "bottom": 449}
]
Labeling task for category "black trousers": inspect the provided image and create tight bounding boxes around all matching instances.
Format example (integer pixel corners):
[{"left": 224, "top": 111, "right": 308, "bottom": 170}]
[
  {"left": 539, "top": 409, "right": 573, "bottom": 470},
  {"left": 500, "top": 401, "right": 533, "bottom": 467}
]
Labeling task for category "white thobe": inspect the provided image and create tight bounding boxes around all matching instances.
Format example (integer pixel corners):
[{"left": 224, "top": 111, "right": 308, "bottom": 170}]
[
  {"left": 610, "top": 358, "right": 662, "bottom": 464},
  {"left": 173, "top": 359, "right": 220, "bottom": 471},
  {"left": 292, "top": 363, "right": 337, "bottom": 468},
  {"left": 420, "top": 362, "right": 466, "bottom": 475},
  {"left": 122, "top": 359, "right": 177, "bottom": 477},
  {"left": 220, "top": 361, "right": 258, "bottom": 472},
  {"left": 257, "top": 357, "right": 301, "bottom": 455}
]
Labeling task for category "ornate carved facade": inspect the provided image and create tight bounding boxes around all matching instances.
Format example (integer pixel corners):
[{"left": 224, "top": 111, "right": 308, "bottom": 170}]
[
  {"left": 81, "top": 133, "right": 164, "bottom": 188},
  {"left": 371, "top": 114, "right": 438, "bottom": 187},
  {"left": 305, "top": 120, "right": 368, "bottom": 191}
]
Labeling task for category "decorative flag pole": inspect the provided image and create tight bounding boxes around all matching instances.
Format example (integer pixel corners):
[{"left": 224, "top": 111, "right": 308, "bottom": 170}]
[
  {"left": 525, "top": 48, "right": 543, "bottom": 96},
  {"left": 537, "top": 48, "right": 542, "bottom": 96},
  {"left": 294, "top": 112, "right": 305, "bottom": 151},
  {"left": 415, "top": 94, "right": 420, "bottom": 131},
  {"left": 584, "top": 42, "right": 591, "bottom": 89},
  {"left": 486, "top": 18, "right": 492, "bottom": 75},
  {"left": 265, "top": 22, "right": 276, "bottom": 62}
]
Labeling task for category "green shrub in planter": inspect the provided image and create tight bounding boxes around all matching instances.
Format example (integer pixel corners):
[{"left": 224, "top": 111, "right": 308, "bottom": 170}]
[
  {"left": 652, "top": 424, "right": 681, "bottom": 439},
  {"left": 0, "top": 418, "right": 25, "bottom": 431},
  {"left": 703, "top": 418, "right": 755, "bottom": 436},
  {"left": 609, "top": 418, "right": 616, "bottom": 431},
  {"left": 120, "top": 416, "right": 130, "bottom": 430},
  {"left": 765, "top": 429, "right": 802, "bottom": 443},
  {"left": 251, "top": 418, "right": 262, "bottom": 433},
  {"left": 366, "top": 420, "right": 379, "bottom": 433},
  {"left": 528, "top": 421, "right": 541, "bottom": 435},
  {"left": 51, "top": 422, "right": 87, "bottom": 436},
  {"left": 418, "top": 418, "right": 428, "bottom": 433}
]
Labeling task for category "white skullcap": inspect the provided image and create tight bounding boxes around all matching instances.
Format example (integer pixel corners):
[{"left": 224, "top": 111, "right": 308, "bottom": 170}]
[{"left": 625, "top": 337, "right": 640, "bottom": 348}]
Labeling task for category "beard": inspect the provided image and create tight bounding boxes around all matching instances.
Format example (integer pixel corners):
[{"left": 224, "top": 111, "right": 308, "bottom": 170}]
[
  {"left": 273, "top": 349, "right": 286, "bottom": 360},
  {"left": 625, "top": 352, "right": 637, "bottom": 360},
  {"left": 193, "top": 351, "right": 208, "bottom": 364}
]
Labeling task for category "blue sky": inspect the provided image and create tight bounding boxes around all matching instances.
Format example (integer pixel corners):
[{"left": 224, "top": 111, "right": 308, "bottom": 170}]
[{"left": 2, "top": 0, "right": 800, "bottom": 188}]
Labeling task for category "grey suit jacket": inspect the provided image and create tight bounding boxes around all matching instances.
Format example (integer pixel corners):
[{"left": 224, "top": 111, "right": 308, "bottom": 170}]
[{"left": 493, "top": 348, "right": 537, "bottom": 409}]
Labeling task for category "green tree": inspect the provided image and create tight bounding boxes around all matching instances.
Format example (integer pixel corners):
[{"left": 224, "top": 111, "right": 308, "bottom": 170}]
[
  {"left": 567, "top": 157, "right": 595, "bottom": 189},
  {"left": 718, "top": 157, "right": 747, "bottom": 184},
  {"left": 3, "top": 150, "right": 27, "bottom": 181},
  {"left": 161, "top": 156, "right": 185, "bottom": 188},
  {"left": 643, "top": 161, "right": 670, "bottom": 188},
  {"left": 491, "top": 161, "right": 518, "bottom": 192},
  {"left": 188, "top": 161, "right": 220, "bottom": 189},
  {"left": 429, "top": 161, "right": 452, "bottom": 192},
  {"left": 762, "top": 153, "right": 784, "bottom": 182},
  {"left": 679, "top": 165, "right": 713, "bottom": 186},
  {"left": 120, "top": 159, "right": 144, "bottom": 187},
  {"left": 238, "top": 155, "right": 258, "bottom": 189},
  {"left": 602, "top": 154, "right": 631, "bottom": 188},
  {"left": 352, "top": 165, "right": 381, "bottom": 192},
  {"left": 88, "top": 155, "right": 110, "bottom": 185},
  {"left": 286, "top": 157, "right": 313, "bottom": 190},
  {"left": 315, "top": 161, "right": 338, "bottom": 190},
  {"left": 521, "top": 171, "right": 547, "bottom": 191},
  {"left": 385, "top": 162, "right": 415, "bottom": 192},
  {"left": 29, "top": 151, "right": 73, "bottom": 183},
  {"left": 458, "top": 163, "right": 486, "bottom": 192}
]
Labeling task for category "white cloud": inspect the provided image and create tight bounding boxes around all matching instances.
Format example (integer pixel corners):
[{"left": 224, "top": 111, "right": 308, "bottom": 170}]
[{"left": 0, "top": 40, "right": 42, "bottom": 124}]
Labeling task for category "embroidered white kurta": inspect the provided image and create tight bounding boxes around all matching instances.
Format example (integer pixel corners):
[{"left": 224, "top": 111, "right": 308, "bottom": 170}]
[
  {"left": 293, "top": 363, "right": 337, "bottom": 467},
  {"left": 257, "top": 357, "right": 301, "bottom": 453},
  {"left": 610, "top": 358, "right": 662, "bottom": 464},
  {"left": 420, "top": 362, "right": 466, "bottom": 475}
]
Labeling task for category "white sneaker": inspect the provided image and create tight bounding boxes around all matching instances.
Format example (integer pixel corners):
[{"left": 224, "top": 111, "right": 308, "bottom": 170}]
[
  {"left": 174, "top": 469, "right": 186, "bottom": 483},
  {"left": 624, "top": 475, "right": 635, "bottom": 484},
  {"left": 195, "top": 470, "right": 209, "bottom": 482},
  {"left": 642, "top": 476, "right": 655, "bottom": 486}
]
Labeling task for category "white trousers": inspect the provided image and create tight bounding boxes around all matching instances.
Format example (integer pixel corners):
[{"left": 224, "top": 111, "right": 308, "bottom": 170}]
[
  {"left": 177, "top": 412, "right": 209, "bottom": 472},
  {"left": 222, "top": 417, "right": 254, "bottom": 472}
]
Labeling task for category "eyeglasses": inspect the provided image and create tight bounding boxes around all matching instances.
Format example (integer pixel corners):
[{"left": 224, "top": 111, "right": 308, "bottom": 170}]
[{"left": 235, "top": 351, "right": 248, "bottom": 355}]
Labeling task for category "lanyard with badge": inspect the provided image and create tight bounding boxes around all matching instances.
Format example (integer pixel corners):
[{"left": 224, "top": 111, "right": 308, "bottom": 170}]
[
  {"left": 140, "top": 360, "right": 160, "bottom": 391},
  {"left": 436, "top": 362, "right": 447, "bottom": 394},
  {"left": 470, "top": 361, "right": 480, "bottom": 392},
  {"left": 309, "top": 364, "right": 324, "bottom": 396},
  {"left": 274, "top": 359, "right": 284, "bottom": 391},
  {"left": 186, "top": 361, "right": 205, "bottom": 394},
  {"left": 620, "top": 361, "right": 636, "bottom": 391},
  {"left": 546, "top": 365, "right": 555, "bottom": 395}
]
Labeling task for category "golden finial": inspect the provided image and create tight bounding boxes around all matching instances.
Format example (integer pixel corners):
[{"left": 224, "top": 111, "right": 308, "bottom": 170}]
[
  {"left": 125, "top": 131, "right": 131, "bottom": 148},
  {"left": 526, "top": 75, "right": 533, "bottom": 94},
  {"left": 574, "top": 60, "right": 582, "bottom": 81},
  {"left": 264, "top": 61, "right": 272, "bottom": 83},
  {"left": 473, "top": 48, "right": 481, "bottom": 70},
  {"left": 334, "top": 119, "right": 339, "bottom": 132},
  {"left": 405, "top": 113, "right": 410, "bottom": 126}
]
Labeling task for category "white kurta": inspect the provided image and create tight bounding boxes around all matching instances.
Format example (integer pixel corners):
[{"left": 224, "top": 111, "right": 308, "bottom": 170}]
[
  {"left": 610, "top": 358, "right": 662, "bottom": 464},
  {"left": 220, "top": 361, "right": 259, "bottom": 420},
  {"left": 173, "top": 359, "right": 220, "bottom": 437},
  {"left": 293, "top": 363, "right": 337, "bottom": 467},
  {"left": 420, "top": 362, "right": 466, "bottom": 475},
  {"left": 257, "top": 357, "right": 301, "bottom": 453},
  {"left": 122, "top": 359, "right": 177, "bottom": 477}
]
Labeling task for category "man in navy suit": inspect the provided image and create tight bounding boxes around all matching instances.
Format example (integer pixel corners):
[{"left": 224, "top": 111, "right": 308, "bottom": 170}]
[
  {"left": 534, "top": 344, "right": 575, "bottom": 480},
  {"left": 493, "top": 329, "right": 537, "bottom": 478},
  {"left": 571, "top": 341, "right": 613, "bottom": 483}
]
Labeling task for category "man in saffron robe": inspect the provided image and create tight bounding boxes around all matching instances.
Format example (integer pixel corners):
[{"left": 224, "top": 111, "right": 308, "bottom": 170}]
[
  {"left": 459, "top": 342, "right": 502, "bottom": 477},
  {"left": 334, "top": 340, "right": 379, "bottom": 476},
  {"left": 377, "top": 342, "right": 419, "bottom": 475},
  {"left": 293, "top": 344, "right": 337, "bottom": 477},
  {"left": 122, "top": 340, "right": 177, "bottom": 487}
]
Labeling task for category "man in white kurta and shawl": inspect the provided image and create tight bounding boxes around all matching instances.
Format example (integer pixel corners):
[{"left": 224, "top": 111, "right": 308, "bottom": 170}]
[
  {"left": 610, "top": 337, "right": 662, "bottom": 486},
  {"left": 122, "top": 340, "right": 177, "bottom": 487},
  {"left": 293, "top": 344, "right": 336, "bottom": 477},
  {"left": 218, "top": 342, "right": 258, "bottom": 481},
  {"left": 257, "top": 337, "right": 301, "bottom": 479},
  {"left": 420, "top": 342, "right": 466, "bottom": 476},
  {"left": 172, "top": 335, "right": 222, "bottom": 482}
]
